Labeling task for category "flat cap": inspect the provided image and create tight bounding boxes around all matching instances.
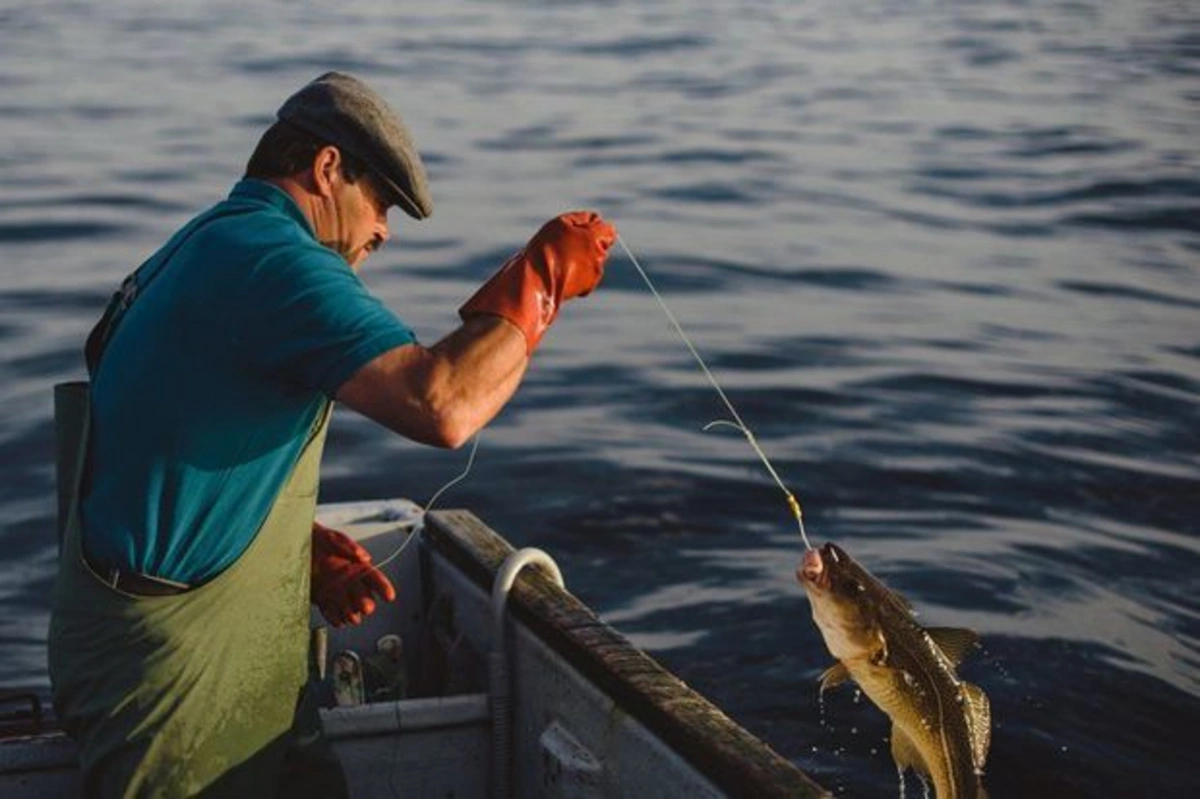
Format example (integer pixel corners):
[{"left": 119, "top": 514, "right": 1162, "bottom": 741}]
[{"left": 278, "top": 71, "right": 433, "bottom": 220}]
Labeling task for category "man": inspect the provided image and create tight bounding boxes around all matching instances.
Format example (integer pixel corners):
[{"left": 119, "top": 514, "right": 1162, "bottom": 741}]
[{"left": 48, "top": 71, "right": 615, "bottom": 797}]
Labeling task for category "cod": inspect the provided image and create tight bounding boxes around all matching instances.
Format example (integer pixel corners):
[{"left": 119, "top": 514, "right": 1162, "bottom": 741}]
[{"left": 797, "top": 543, "right": 991, "bottom": 799}]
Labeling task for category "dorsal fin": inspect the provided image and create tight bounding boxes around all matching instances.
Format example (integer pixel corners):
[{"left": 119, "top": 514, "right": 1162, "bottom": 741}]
[{"left": 926, "top": 627, "right": 980, "bottom": 666}]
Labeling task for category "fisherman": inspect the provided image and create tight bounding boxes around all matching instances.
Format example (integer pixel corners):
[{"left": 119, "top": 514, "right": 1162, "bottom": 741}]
[{"left": 48, "top": 71, "right": 616, "bottom": 797}]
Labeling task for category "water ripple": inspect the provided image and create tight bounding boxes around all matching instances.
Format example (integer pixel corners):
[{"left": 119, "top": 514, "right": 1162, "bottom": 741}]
[
  {"left": 0, "top": 220, "right": 130, "bottom": 243},
  {"left": 1062, "top": 206, "right": 1200, "bottom": 233},
  {"left": 1056, "top": 280, "right": 1200, "bottom": 310},
  {"left": 910, "top": 176, "right": 1200, "bottom": 209},
  {"left": 573, "top": 34, "right": 711, "bottom": 58},
  {"left": 1, "top": 3, "right": 1198, "bottom": 797}
]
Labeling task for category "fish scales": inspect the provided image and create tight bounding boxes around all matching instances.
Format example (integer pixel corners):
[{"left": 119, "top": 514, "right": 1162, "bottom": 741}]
[{"left": 799, "top": 542, "right": 990, "bottom": 799}]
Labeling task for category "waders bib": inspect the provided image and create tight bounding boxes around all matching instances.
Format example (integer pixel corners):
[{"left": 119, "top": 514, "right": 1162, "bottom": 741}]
[
  {"left": 48, "top": 211, "right": 347, "bottom": 796},
  {"left": 50, "top": 392, "right": 336, "bottom": 797}
]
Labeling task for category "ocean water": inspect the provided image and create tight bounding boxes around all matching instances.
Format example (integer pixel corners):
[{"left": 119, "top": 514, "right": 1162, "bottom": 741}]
[{"left": 1, "top": 1, "right": 1198, "bottom": 796}]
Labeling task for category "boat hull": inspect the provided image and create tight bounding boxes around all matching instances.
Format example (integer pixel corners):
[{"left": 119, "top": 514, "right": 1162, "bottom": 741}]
[{"left": 1, "top": 500, "right": 827, "bottom": 798}]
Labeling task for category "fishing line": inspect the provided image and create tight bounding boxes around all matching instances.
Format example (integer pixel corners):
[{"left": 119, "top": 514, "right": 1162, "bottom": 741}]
[
  {"left": 615, "top": 235, "right": 813, "bottom": 550},
  {"left": 372, "top": 433, "right": 482, "bottom": 571},
  {"left": 368, "top": 231, "right": 814, "bottom": 580}
]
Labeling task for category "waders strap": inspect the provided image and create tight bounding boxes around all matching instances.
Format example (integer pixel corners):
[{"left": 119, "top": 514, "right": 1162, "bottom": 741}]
[{"left": 84, "top": 205, "right": 247, "bottom": 376}]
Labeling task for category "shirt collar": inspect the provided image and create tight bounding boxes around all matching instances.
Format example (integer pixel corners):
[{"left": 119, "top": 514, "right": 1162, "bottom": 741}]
[{"left": 229, "top": 179, "right": 315, "bottom": 238}]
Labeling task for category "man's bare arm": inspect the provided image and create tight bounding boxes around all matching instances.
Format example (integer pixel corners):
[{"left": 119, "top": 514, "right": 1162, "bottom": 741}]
[
  {"left": 336, "top": 315, "right": 528, "bottom": 448},
  {"left": 339, "top": 212, "right": 616, "bottom": 448}
]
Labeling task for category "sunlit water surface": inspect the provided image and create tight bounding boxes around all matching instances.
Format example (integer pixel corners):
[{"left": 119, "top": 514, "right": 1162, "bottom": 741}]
[{"left": 1, "top": 2, "right": 1197, "bottom": 796}]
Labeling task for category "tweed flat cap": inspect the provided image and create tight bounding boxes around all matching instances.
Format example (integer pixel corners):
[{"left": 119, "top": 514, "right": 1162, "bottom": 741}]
[{"left": 278, "top": 71, "right": 432, "bottom": 220}]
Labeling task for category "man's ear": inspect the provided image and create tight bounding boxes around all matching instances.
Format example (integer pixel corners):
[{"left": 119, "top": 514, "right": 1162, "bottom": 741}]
[{"left": 311, "top": 145, "right": 342, "bottom": 198}]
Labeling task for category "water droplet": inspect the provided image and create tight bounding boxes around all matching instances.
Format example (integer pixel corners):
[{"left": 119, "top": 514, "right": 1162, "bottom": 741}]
[{"left": 851, "top": 727, "right": 858, "bottom": 735}]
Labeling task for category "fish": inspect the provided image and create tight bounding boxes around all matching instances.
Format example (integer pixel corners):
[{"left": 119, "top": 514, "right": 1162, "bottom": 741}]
[{"left": 797, "top": 542, "right": 991, "bottom": 799}]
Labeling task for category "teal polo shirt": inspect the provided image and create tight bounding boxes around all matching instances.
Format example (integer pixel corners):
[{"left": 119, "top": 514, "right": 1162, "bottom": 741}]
[{"left": 82, "top": 179, "right": 416, "bottom": 584}]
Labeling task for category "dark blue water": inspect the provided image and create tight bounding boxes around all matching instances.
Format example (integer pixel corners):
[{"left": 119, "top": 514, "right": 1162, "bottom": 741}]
[{"left": 2, "top": 2, "right": 1198, "bottom": 796}]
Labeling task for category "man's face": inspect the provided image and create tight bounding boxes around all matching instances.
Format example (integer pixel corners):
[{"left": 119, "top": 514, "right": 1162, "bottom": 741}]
[{"left": 323, "top": 170, "right": 390, "bottom": 270}]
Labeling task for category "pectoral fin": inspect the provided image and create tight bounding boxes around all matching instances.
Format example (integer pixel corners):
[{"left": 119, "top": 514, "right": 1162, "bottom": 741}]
[
  {"left": 960, "top": 682, "right": 992, "bottom": 770},
  {"left": 926, "top": 627, "right": 980, "bottom": 666},
  {"left": 818, "top": 662, "right": 851, "bottom": 693},
  {"left": 890, "top": 723, "right": 926, "bottom": 778}
]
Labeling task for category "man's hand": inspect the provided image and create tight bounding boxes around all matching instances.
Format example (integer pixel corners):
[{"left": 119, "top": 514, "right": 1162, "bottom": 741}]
[
  {"left": 459, "top": 210, "right": 617, "bottom": 354},
  {"left": 311, "top": 521, "right": 396, "bottom": 627}
]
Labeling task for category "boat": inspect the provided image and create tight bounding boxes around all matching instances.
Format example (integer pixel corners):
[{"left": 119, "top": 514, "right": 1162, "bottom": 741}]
[{"left": 0, "top": 498, "right": 828, "bottom": 797}]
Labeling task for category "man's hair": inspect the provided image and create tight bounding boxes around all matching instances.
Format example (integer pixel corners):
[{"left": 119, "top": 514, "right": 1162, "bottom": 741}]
[{"left": 245, "top": 120, "right": 372, "bottom": 184}]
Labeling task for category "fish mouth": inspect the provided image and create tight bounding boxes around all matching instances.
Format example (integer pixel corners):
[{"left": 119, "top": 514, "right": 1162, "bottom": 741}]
[
  {"left": 823, "top": 542, "right": 845, "bottom": 565},
  {"left": 797, "top": 547, "right": 829, "bottom": 589}
]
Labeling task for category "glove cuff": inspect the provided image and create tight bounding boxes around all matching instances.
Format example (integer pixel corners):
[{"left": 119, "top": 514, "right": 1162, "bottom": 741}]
[{"left": 458, "top": 250, "right": 558, "bottom": 354}]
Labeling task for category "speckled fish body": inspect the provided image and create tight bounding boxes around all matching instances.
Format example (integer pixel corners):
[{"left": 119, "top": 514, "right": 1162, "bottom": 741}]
[{"left": 798, "top": 542, "right": 990, "bottom": 799}]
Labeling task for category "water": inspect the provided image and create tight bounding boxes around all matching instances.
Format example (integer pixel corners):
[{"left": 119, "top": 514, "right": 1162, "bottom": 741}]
[{"left": 2, "top": 1, "right": 1198, "bottom": 796}]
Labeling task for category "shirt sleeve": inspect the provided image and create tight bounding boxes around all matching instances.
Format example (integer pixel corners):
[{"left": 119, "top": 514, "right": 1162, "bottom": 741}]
[{"left": 237, "top": 243, "right": 418, "bottom": 396}]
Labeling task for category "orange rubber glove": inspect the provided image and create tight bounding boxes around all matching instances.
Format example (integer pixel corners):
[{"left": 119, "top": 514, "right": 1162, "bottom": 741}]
[
  {"left": 459, "top": 211, "right": 617, "bottom": 353},
  {"left": 311, "top": 522, "right": 396, "bottom": 627}
]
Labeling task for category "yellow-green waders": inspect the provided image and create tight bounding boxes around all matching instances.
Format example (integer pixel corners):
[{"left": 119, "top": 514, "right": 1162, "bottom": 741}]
[{"left": 48, "top": 384, "right": 346, "bottom": 798}]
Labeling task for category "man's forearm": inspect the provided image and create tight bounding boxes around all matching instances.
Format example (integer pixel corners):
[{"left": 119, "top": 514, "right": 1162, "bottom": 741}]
[{"left": 336, "top": 315, "right": 528, "bottom": 448}]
